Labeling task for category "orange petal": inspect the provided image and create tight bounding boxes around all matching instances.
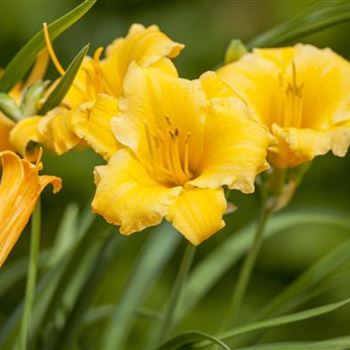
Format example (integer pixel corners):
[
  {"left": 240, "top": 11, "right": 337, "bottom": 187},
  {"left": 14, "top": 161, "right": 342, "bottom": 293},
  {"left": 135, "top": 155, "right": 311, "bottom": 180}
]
[{"left": 0, "top": 151, "right": 61, "bottom": 267}]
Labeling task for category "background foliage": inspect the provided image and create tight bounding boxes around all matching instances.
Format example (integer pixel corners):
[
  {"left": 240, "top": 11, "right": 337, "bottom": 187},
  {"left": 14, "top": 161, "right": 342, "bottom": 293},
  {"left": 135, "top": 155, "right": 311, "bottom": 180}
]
[{"left": 1, "top": 1, "right": 350, "bottom": 349}]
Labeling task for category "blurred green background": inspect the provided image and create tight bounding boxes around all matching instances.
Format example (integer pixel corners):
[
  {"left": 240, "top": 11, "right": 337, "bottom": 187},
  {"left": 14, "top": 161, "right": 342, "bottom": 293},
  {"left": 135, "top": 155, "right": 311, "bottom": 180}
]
[{"left": 1, "top": 0, "right": 350, "bottom": 348}]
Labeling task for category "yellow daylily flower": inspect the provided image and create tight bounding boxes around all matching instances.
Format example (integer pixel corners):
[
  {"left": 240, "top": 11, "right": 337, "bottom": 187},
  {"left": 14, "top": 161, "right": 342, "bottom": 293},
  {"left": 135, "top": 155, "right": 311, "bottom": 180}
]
[
  {"left": 218, "top": 44, "right": 350, "bottom": 168},
  {"left": 92, "top": 65, "right": 270, "bottom": 245},
  {"left": 0, "top": 151, "right": 61, "bottom": 267},
  {"left": 11, "top": 23, "right": 184, "bottom": 160}
]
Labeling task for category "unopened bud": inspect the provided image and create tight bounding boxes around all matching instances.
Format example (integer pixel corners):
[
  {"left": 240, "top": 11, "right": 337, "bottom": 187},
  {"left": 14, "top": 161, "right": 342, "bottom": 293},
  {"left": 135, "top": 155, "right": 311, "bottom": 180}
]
[{"left": 225, "top": 39, "right": 247, "bottom": 64}]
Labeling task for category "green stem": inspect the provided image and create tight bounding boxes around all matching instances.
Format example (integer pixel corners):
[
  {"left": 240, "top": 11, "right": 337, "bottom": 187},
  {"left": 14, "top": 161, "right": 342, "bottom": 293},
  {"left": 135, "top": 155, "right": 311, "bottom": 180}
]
[
  {"left": 19, "top": 200, "right": 41, "bottom": 350},
  {"left": 157, "top": 241, "right": 197, "bottom": 344},
  {"left": 227, "top": 201, "right": 272, "bottom": 326}
]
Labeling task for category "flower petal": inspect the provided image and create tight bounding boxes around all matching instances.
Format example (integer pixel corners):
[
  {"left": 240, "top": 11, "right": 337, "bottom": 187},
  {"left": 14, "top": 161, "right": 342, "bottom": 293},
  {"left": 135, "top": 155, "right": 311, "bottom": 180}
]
[
  {"left": 0, "top": 151, "right": 61, "bottom": 267},
  {"left": 188, "top": 72, "right": 270, "bottom": 193},
  {"left": 72, "top": 94, "right": 120, "bottom": 160},
  {"left": 0, "top": 114, "right": 14, "bottom": 151},
  {"left": 92, "top": 149, "right": 182, "bottom": 235},
  {"left": 37, "top": 107, "right": 81, "bottom": 155},
  {"left": 218, "top": 52, "right": 280, "bottom": 127},
  {"left": 270, "top": 123, "right": 350, "bottom": 168},
  {"left": 9, "top": 116, "right": 41, "bottom": 161},
  {"left": 112, "top": 64, "right": 206, "bottom": 169},
  {"left": 100, "top": 23, "right": 184, "bottom": 96},
  {"left": 166, "top": 188, "right": 226, "bottom": 245}
]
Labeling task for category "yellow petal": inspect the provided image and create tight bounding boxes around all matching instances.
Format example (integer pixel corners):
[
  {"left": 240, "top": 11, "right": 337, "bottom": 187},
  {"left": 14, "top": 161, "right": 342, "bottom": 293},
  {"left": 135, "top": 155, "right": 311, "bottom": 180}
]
[
  {"left": 0, "top": 151, "right": 61, "bottom": 267},
  {"left": 270, "top": 123, "right": 350, "bottom": 168},
  {"left": 218, "top": 44, "right": 350, "bottom": 168},
  {"left": 63, "top": 57, "right": 101, "bottom": 108},
  {"left": 9, "top": 116, "right": 41, "bottom": 161},
  {"left": 189, "top": 72, "right": 270, "bottom": 193},
  {"left": 72, "top": 94, "right": 120, "bottom": 160},
  {"left": 37, "top": 107, "right": 81, "bottom": 155},
  {"left": 166, "top": 188, "right": 226, "bottom": 245},
  {"left": 112, "top": 64, "right": 206, "bottom": 170},
  {"left": 100, "top": 23, "right": 184, "bottom": 96},
  {"left": 92, "top": 149, "right": 182, "bottom": 235},
  {"left": 218, "top": 52, "right": 279, "bottom": 127},
  {"left": 0, "top": 114, "right": 15, "bottom": 151}
]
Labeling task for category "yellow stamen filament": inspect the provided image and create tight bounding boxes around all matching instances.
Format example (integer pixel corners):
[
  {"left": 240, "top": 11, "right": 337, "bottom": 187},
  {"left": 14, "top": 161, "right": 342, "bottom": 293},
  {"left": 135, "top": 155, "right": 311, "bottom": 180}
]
[
  {"left": 143, "top": 117, "right": 193, "bottom": 186},
  {"left": 277, "top": 61, "right": 304, "bottom": 128},
  {"left": 43, "top": 22, "right": 65, "bottom": 76}
]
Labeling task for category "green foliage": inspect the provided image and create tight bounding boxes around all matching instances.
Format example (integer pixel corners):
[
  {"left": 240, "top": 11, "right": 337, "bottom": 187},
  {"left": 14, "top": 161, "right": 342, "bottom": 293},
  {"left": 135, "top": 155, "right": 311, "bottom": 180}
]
[
  {"left": 0, "top": 0, "right": 95, "bottom": 92},
  {"left": 39, "top": 44, "right": 89, "bottom": 115},
  {"left": 248, "top": 0, "right": 350, "bottom": 47}
]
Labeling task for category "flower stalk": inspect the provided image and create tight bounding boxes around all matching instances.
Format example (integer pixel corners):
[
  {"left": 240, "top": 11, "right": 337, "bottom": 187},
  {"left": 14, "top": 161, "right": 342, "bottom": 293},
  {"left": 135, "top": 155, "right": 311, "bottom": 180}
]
[{"left": 19, "top": 200, "right": 41, "bottom": 350}]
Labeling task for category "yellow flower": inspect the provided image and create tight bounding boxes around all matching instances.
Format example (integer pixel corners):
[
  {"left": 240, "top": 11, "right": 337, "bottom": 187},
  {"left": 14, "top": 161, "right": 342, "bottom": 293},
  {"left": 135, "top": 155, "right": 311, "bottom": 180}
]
[
  {"left": 218, "top": 44, "right": 350, "bottom": 168},
  {"left": 0, "top": 151, "right": 61, "bottom": 267},
  {"left": 11, "top": 23, "right": 184, "bottom": 159},
  {"left": 92, "top": 65, "right": 270, "bottom": 245}
]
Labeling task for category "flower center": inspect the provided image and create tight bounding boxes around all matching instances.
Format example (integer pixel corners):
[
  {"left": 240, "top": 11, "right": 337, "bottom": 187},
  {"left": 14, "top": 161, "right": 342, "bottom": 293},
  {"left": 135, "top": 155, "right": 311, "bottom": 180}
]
[
  {"left": 144, "top": 116, "right": 193, "bottom": 186},
  {"left": 276, "top": 62, "right": 304, "bottom": 128}
]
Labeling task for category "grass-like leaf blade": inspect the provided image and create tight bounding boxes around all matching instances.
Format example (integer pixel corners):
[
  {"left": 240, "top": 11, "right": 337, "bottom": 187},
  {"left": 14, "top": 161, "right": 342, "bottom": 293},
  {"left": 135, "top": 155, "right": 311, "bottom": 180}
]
[
  {"left": 191, "top": 298, "right": 350, "bottom": 348},
  {"left": 156, "top": 331, "right": 231, "bottom": 350},
  {"left": 174, "top": 210, "right": 350, "bottom": 327},
  {"left": 39, "top": 44, "right": 89, "bottom": 115},
  {"left": 0, "top": 0, "right": 95, "bottom": 92},
  {"left": 248, "top": 0, "right": 350, "bottom": 48},
  {"left": 101, "top": 223, "right": 181, "bottom": 350}
]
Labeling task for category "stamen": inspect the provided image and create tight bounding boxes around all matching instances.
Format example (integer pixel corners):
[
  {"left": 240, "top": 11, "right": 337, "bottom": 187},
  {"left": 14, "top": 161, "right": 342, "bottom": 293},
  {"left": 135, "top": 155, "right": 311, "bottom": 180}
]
[
  {"left": 183, "top": 132, "right": 191, "bottom": 178},
  {"left": 277, "top": 62, "right": 304, "bottom": 128},
  {"left": 43, "top": 23, "right": 65, "bottom": 76},
  {"left": 144, "top": 124, "right": 155, "bottom": 157}
]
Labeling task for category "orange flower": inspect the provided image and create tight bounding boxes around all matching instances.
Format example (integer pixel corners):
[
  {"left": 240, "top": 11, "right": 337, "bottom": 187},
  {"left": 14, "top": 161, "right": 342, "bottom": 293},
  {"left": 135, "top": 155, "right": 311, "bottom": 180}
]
[{"left": 0, "top": 151, "right": 61, "bottom": 267}]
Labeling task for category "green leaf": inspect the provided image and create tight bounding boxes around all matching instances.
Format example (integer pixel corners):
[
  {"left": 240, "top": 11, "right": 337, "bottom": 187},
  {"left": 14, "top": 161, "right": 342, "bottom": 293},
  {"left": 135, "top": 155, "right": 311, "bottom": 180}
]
[
  {"left": 48, "top": 202, "right": 79, "bottom": 267},
  {"left": 0, "top": 207, "right": 97, "bottom": 349},
  {"left": 49, "top": 234, "right": 123, "bottom": 350},
  {"left": 101, "top": 223, "right": 181, "bottom": 350},
  {"left": 39, "top": 44, "right": 89, "bottom": 115},
  {"left": 0, "top": 251, "right": 50, "bottom": 298},
  {"left": 192, "top": 298, "right": 350, "bottom": 348},
  {"left": 174, "top": 210, "right": 350, "bottom": 326},
  {"left": 0, "top": 0, "right": 96, "bottom": 92},
  {"left": 252, "top": 235, "right": 350, "bottom": 322},
  {"left": 248, "top": 0, "right": 350, "bottom": 48},
  {"left": 237, "top": 336, "right": 350, "bottom": 350},
  {"left": 156, "top": 331, "right": 231, "bottom": 350}
]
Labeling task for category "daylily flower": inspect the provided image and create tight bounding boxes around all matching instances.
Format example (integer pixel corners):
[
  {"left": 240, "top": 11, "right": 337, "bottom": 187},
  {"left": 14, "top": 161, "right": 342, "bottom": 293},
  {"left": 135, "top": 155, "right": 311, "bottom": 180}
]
[
  {"left": 11, "top": 23, "right": 184, "bottom": 159},
  {"left": 218, "top": 44, "right": 350, "bottom": 168},
  {"left": 91, "top": 65, "right": 270, "bottom": 245},
  {"left": 0, "top": 151, "right": 61, "bottom": 267}
]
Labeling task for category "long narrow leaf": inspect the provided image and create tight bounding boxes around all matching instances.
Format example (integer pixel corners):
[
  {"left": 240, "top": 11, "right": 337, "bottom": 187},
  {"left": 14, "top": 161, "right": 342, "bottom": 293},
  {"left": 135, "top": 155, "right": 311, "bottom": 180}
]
[
  {"left": 39, "top": 44, "right": 89, "bottom": 115},
  {"left": 101, "top": 223, "right": 181, "bottom": 350},
  {"left": 0, "top": 0, "right": 95, "bottom": 92},
  {"left": 0, "top": 206, "right": 97, "bottom": 349},
  {"left": 156, "top": 331, "right": 231, "bottom": 350},
  {"left": 237, "top": 336, "right": 350, "bottom": 350},
  {"left": 192, "top": 298, "right": 350, "bottom": 348},
  {"left": 248, "top": 0, "right": 350, "bottom": 48},
  {"left": 175, "top": 210, "right": 350, "bottom": 326},
  {"left": 253, "top": 236, "right": 350, "bottom": 322}
]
